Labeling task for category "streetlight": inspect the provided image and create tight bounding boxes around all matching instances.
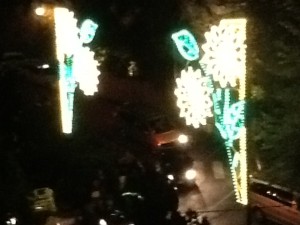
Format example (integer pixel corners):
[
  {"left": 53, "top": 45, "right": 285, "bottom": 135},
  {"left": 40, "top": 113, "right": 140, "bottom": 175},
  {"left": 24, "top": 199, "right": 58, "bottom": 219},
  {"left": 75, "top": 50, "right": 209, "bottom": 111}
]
[{"left": 35, "top": 6, "right": 46, "bottom": 16}]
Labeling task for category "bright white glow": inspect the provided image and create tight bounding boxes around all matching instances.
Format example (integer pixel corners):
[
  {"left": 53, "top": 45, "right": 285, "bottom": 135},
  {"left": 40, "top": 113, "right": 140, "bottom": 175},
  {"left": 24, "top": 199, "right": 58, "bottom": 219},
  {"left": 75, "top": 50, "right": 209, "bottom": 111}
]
[
  {"left": 73, "top": 47, "right": 100, "bottom": 95},
  {"left": 167, "top": 174, "right": 174, "bottom": 180},
  {"left": 177, "top": 134, "right": 189, "bottom": 144},
  {"left": 185, "top": 169, "right": 196, "bottom": 180},
  {"left": 42, "top": 64, "right": 49, "bottom": 69},
  {"left": 201, "top": 19, "right": 247, "bottom": 88},
  {"left": 99, "top": 219, "right": 107, "bottom": 225},
  {"left": 54, "top": 8, "right": 79, "bottom": 59},
  {"left": 7, "top": 218, "right": 17, "bottom": 225},
  {"left": 54, "top": 8, "right": 100, "bottom": 133},
  {"left": 174, "top": 66, "right": 213, "bottom": 128},
  {"left": 38, "top": 64, "right": 50, "bottom": 69},
  {"left": 35, "top": 7, "right": 46, "bottom": 16},
  {"left": 54, "top": 8, "right": 78, "bottom": 134}
]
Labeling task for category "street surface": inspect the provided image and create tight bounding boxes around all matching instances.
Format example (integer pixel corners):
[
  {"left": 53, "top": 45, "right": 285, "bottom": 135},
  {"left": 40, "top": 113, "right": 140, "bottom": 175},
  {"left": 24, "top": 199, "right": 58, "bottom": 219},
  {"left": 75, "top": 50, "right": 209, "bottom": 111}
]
[
  {"left": 177, "top": 147, "right": 281, "bottom": 225},
  {"left": 178, "top": 159, "right": 246, "bottom": 225}
]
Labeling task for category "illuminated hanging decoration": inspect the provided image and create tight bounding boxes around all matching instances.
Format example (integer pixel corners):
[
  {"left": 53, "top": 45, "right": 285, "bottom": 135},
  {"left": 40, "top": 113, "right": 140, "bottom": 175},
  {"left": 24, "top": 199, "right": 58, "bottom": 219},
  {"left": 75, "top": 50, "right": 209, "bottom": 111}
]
[
  {"left": 174, "top": 67, "right": 213, "bottom": 128},
  {"left": 200, "top": 18, "right": 248, "bottom": 205},
  {"left": 54, "top": 8, "right": 100, "bottom": 134},
  {"left": 79, "top": 19, "right": 98, "bottom": 44},
  {"left": 201, "top": 19, "right": 247, "bottom": 88},
  {"left": 73, "top": 47, "right": 99, "bottom": 96},
  {"left": 171, "top": 29, "right": 200, "bottom": 61}
]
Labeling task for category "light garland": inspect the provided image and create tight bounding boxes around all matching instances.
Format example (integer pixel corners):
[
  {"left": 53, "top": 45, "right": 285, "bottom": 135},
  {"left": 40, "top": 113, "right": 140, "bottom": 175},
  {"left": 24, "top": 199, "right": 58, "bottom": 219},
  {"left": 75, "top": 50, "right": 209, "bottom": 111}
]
[
  {"left": 174, "top": 66, "right": 214, "bottom": 128},
  {"left": 171, "top": 29, "right": 200, "bottom": 61},
  {"left": 200, "top": 18, "right": 248, "bottom": 205},
  {"left": 201, "top": 19, "right": 247, "bottom": 88},
  {"left": 54, "top": 7, "right": 100, "bottom": 134}
]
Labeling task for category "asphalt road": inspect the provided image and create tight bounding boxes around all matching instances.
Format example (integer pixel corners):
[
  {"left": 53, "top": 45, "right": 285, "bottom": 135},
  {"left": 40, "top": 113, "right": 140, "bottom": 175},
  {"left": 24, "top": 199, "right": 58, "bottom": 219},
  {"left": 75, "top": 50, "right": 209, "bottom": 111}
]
[
  {"left": 176, "top": 146, "right": 245, "bottom": 225},
  {"left": 176, "top": 146, "right": 282, "bottom": 225}
]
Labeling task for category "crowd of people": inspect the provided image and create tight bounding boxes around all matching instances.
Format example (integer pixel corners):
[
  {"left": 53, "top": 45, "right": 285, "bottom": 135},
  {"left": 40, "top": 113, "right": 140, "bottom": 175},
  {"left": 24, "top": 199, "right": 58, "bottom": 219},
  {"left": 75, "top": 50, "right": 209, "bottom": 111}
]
[{"left": 81, "top": 150, "right": 181, "bottom": 225}]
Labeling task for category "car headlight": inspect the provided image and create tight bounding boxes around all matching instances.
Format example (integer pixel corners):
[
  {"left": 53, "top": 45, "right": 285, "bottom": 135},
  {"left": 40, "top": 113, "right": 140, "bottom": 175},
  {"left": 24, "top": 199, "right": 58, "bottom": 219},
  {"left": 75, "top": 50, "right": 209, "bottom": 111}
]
[
  {"left": 99, "top": 219, "right": 107, "bottom": 225},
  {"left": 167, "top": 174, "right": 174, "bottom": 180},
  {"left": 185, "top": 169, "right": 196, "bottom": 180},
  {"left": 177, "top": 134, "right": 189, "bottom": 144},
  {"left": 6, "top": 217, "right": 17, "bottom": 225}
]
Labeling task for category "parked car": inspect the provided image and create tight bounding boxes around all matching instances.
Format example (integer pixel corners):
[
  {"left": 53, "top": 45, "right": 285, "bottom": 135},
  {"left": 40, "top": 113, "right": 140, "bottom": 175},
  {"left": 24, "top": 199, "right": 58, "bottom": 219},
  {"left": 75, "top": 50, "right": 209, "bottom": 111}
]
[
  {"left": 249, "top": 178, "right": 300, "bottom": 225},
  {"left": 117, "top": 104, "right": 190, "bottom": 149}
]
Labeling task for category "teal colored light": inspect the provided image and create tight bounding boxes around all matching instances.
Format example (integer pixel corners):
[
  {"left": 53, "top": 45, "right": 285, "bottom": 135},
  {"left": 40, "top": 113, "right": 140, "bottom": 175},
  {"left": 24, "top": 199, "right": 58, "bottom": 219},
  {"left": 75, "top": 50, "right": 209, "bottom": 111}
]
[
  {"left": 63, "top": 55, "right": 76, "bottom": 110},
  {"left": 211, "top": 87, "right": 245, "bottom": 143},
  {"left": 65, "top": 55, "right": 73, "bottom": 79},
  {"left": 171, "top": 29, "right": 200, "bottom": 61},
  {"left": 212, "top": 88, "right": 225, "bottom": 124},
  {"left": 79, "top": 19, "right": 98, "bottom": 44},
  {"left": 223, "top": 89, "right": 231, "bottom": 125},
  {"left": 215, "top": 100, "right": 245, "bottom": 142}
]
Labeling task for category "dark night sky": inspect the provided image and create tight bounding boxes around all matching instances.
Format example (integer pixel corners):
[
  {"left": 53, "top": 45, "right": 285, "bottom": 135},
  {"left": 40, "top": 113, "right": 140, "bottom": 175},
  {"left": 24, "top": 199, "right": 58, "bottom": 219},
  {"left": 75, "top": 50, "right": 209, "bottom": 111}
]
[
  {"left": 0, "top": 0, "right": 185, "bottom": 81},
  {"left": 0, "top": 0, "right": 182, "bottom": 57}
]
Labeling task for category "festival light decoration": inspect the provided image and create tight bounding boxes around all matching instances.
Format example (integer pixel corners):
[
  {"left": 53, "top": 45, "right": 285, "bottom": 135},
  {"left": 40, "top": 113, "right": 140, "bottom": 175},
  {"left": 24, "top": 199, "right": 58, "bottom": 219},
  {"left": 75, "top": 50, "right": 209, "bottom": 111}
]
[
  {"left": 174, "top": 67, "right": 214, "bottom": 128},
  {"left": 73, "top": 47, "right": 99, "bottom": 96},
  {"left": 200, "top": 18, "right": 248, "bottom": 205},
  {"left": 201, "top": 19, "right": 247, "bottom": 88},
  {"left": 79, "top": 19, "right": 98, "bottom": 44},
  {"left": 171, "top": 29, "right": 200, "bottom": 61},
  {"left": 54, "top": 7, "right": 100, "bottom": 134}
]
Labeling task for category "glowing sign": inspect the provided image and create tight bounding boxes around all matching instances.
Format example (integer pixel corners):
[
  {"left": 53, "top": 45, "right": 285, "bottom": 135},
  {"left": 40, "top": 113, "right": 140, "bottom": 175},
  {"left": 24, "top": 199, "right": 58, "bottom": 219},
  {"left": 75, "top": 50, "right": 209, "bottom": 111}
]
[
  {"left": 171, "top": 29, "right": 200, "bottom": 61},
  {"left": 54, "top": 8, "right": 100, "bottom": 134},
  {"left": 79, "top": 19, "right": 98, "bottom": 44},
  {"left": 200, "top": 18, "right": 247, "bottom": 205},
  {"left": 174, "top": 66, "right": 213, "bottom": 128}
]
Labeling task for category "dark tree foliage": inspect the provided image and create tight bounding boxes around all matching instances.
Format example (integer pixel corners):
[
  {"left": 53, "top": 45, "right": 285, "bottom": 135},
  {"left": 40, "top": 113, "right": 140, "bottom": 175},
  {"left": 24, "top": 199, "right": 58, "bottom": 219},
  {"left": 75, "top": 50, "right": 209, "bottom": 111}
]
[
  {"left": 246, "top": 0, "right": 300, "bottom": 189},
  {"left": 73, "top": 0, "right": 183, "bottom": 85}
]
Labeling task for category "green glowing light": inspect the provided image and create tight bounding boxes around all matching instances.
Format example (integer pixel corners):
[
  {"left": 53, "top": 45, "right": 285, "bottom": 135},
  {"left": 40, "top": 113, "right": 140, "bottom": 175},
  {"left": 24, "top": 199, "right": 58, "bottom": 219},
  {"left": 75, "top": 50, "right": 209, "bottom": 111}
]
[
  {"left": 212, "top": 88, "right": 245, "bottom": 146},
  {"left": 171, "top": 29, "right": 200, "bottom": 61},
  {"left": 79, "top": 19, "right": 98, "bottom": 44}
]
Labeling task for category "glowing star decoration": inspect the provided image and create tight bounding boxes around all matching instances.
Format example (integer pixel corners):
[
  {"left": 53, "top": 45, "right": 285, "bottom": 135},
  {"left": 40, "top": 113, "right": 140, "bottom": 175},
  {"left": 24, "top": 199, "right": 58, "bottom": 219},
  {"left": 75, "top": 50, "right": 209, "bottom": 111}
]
[
  {"left": 201, "top": 19, "right": 247, "bottom": 88},
  {"left": 171, "top": 29, "right": 200, "bottom": 61},
  {"left": 79, "top": 19, "right": 98, "bottom": 44},
  {"left": 174, "top": 67, "right": 213, "bottom": 128},
  {"left": 54, "top": 7, "right": 100, "bottom": 134},
  {"left": 201, "top": 18, "right": 248, "bottom": 205}
]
